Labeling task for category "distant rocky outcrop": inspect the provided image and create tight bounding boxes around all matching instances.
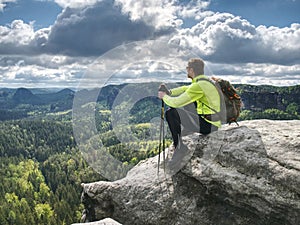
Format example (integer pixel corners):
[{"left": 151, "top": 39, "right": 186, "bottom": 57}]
[
  {"left": 12, "top": 88, "right": 42, "bottom": 105},
  {"left": 235, "top": 84, "right": 300, "bottom": 113},
  {"left": 75, "top": 120, "right": 300, "bottom": 225},
  {"left": 241, "top": 91, "right": 285, "bottom": 111}
]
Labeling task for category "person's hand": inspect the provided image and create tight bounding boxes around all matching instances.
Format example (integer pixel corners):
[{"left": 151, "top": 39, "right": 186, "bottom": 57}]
[
  {"left": 158, "top": 91, "right": 167, "bottom": 99},
  {"left": 158, "top": 83, "right": 170, "bottom": 94}
]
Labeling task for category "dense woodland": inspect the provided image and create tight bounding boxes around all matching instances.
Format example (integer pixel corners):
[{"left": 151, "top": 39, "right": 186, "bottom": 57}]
[
  {"left": 0, "top": 121, "right": 102, "bottom": 224},
  {"left": 0, "top": 83, "right": 299, "bottom": 224}
]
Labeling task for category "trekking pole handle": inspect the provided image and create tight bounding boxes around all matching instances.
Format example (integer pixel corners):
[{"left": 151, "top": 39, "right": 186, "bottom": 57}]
[
  {"left": 161, "top": 101, "right": 165, "bottom": 120},
  {"left": 158, "top": 83, "right": 170, "bottom": 95}
]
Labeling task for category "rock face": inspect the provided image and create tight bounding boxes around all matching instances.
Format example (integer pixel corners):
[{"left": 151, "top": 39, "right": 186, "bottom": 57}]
[
  {"left": 241, "top": 91, "right": 285, "bottom": 111},
  {"left": 73, "top": 218, "right": 122, "bottom": 225},
  {"left": 78, "top": 120, "right": 300, "bottom": 225}
]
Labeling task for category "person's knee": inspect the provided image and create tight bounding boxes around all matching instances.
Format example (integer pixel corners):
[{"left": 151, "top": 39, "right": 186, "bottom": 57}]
[{"left": 166, "top": 108, "right": 176, "bottom": 121}]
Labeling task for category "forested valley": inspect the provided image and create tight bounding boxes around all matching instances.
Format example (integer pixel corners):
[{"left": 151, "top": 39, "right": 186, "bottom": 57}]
[
  {"left": 0, "top": 82, "right": 299, "bottom": 224},
  {"left": 0, "top": 85, "right": 170, "bottom": 224}
]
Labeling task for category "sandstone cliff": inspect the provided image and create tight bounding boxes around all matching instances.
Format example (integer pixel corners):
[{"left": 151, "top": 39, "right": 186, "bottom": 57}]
[{"left": 75, "top": 120, "right": 300, "bottom": 225}]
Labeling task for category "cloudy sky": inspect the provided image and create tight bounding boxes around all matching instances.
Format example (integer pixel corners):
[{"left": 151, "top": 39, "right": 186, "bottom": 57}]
[{"left": 0, "top": 0, "right": 299, "bottom": 88}]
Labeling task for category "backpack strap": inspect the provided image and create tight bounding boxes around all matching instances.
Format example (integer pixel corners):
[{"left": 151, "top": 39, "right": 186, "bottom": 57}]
[{"left": 194, "top": 77, "right": 221, "bottom": 120}]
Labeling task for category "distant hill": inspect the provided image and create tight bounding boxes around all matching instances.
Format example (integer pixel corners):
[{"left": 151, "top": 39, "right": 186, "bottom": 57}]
[
  {"left": 0, "top": 88, "right": 75, "bottom": 120},
  {"left": 0, "top": 83, "right": 299, "bottom": 121},
  {"left": 95, "top": 83, "right": 300, "bottom": 113},
  {"left": 0, "top": 88, "right": 74, "bottom": 108},
  {"left": 36, "top": 88, "right": 75, "bottom": 103},
  {"left": 13, "top": 88, "right": 42, "bottom": 105}
]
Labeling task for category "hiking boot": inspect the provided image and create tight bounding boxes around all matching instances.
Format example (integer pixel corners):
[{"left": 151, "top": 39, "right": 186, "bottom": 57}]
[
  {"left": 181, "top": 129, "right": 194, "bottom": 137},
  {"left": 166, "top": 143, "right": 176, "bottom": 159},
  {"left": 167, "top": 142, "right": 189, "bottom": 173},
  {"left": 169, "top": 143, "right": 176, "bottom": 152}
]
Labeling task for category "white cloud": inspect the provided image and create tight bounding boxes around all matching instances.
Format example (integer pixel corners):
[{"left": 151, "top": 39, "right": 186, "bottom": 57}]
[
  {"left": 0, "top": 20, "right": 35, "bottom": 45},
  {"left": 0, "top": 55, "right": 87, "bottom": 88},
  {"left": 0, "top": 0, "right": 16, "bottom": 11},
  {"left": 170, "top": 12, "right": 300, "bottom": 65},
  {"left": 0, "top": 1, "right": 169, "bottom": 56},
  {"left": 53, "top": 0, "right": 102, "bottom": 9},
  {"left": 177, "top": 0, "right": 211, "bottom": 20},
  {"left": 115, "top": 0, "right": 213, "bottom": 29},
  {"left": 115, "top": 0, "right": 182, "bottom": 29},
  {"left": 43, "top": 1, "right": 162, "bottom": 56},
  {"left": 255, "top": 23, "right": 300, "bottom": 63},
  {"left": 0, "top": 20, "right": 37, "bottom": 56},
  {"left": 107, "top": 59, "right": 186, "bottom": 84},
  {"left": 207, "top": 62, "right": 300, "bottom": 86},
  {"left": 170, "top": 13, "right": 256, "bottom": 56},
  {"left": 0, "top": 1, "right": 299, "bottom": 87}
]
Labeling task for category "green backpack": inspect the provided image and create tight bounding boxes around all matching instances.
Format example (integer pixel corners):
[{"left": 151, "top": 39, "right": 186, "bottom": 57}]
[{"left": 199, "top": 77, "right": 243, "bottom": 125}]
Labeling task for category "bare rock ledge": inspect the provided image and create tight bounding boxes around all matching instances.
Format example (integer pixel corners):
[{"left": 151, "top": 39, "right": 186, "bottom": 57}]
[
  {"left": 72, "top": 218, "right": 122, "bottom": 225},
  {"left": 74, "top": 120, "right": 300, "bottom": 225}
]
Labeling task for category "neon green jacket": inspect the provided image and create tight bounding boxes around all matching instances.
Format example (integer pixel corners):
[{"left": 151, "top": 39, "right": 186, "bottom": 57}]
[{"left": 163, "top": 75, "right": 221, "bottom": 128}]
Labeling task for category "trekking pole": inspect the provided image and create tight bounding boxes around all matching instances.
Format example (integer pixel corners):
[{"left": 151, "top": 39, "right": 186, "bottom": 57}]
[
  {"left": 162, "top": 101, "right": 166, "bottom": 172},
  {"left": 158, "top": 100, "right": 164, "bottom": 175},
  {"left": 158, "top": 84, "right": 168, "bottom": 175}
]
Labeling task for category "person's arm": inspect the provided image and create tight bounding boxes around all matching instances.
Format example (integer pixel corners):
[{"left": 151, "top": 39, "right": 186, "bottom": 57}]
[
  {"left": 169, "top": 86, "right": 189, "bottom": 96},
  {"left": 162, "top": 92, "right": 193, "bottom": 108},
  {"left": 163, "top": 82, "right": 204, "bottom": 108}
]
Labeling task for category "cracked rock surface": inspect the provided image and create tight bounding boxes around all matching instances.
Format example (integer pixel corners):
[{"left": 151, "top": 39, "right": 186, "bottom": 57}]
[{"left": 75, "top": 120, "right": 300, "bottom": 225}]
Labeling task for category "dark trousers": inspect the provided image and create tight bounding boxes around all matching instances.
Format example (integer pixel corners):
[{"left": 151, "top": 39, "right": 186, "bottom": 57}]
[{"left": 165, "top": 105, "right": 218, "bottom": 148}]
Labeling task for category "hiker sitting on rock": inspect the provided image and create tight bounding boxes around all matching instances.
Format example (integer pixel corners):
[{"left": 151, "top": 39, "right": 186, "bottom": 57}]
[{"left": 158, "top": 58, "right": 221, "bottom": 169}]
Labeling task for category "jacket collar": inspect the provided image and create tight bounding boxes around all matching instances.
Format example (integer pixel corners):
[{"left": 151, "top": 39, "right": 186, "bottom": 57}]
[{"left": 192, "top": 74, "right": 206, "bottom": 83}]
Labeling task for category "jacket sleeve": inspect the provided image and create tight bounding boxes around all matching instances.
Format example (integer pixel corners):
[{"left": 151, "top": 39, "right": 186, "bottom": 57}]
[
  {"left": 163, "top": 83, "right": 204, "bottom": 108},
  {"left": 163, "top": 92, "right": 193, "bottom": 108},
  {"left": 170, "top": 86, "right": 189, "bottom": 96}
]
